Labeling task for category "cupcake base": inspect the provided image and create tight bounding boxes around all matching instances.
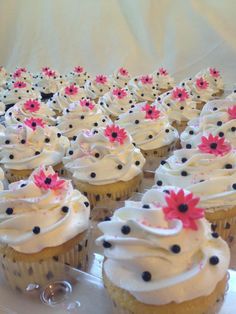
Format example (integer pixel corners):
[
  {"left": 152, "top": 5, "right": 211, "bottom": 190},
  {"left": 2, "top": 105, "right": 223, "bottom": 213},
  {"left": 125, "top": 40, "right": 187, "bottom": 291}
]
[
  {"left": 0, "top": 230, "right": 89, "bottom": 292},
  {"left": 72, "top": 173, "right": 143, "bottom": 218},
  {"left": 172, "top": 121, "right": 188, "bottom": 133},
  {"left": 104, "top": 272, "right": 228, "bottom": 314},
  {"left": 4, "top": 162, "right": 64, "bottom": 183},
  {"left": 206, "top": 206, "right": 236, "bottom": 245}
]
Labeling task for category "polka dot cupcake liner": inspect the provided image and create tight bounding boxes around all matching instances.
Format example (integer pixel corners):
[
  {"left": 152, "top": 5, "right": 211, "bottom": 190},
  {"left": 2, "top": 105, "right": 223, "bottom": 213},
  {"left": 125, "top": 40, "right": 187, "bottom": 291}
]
[
  {"left": 206, "top": 207, "right": 236, "bottom": 245},
  {"left": 141, "top": 142, "right": 177, "bottom": 173},
  {"left": 105, "top": 272, "right": 229, "bottom": 314},
  {"left": 0, "top": 230, "right": 89, "bottom": 292},
  {"left": 73, "top": 173, "right": 143, "bottom": 220},
  {"left": 4, "top": 163, "right": 64, "bottom": 183}
]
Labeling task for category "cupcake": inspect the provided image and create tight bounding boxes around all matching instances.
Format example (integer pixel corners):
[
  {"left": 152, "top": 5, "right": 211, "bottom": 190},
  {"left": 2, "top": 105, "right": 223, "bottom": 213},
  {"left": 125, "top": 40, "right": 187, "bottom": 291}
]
[
  {"left": 34, "top": 67, "right": 68, "bottom": 100},
  {"left": 155, "top": 87, "right": 200, "bottom": 133},
  {"left": 0, "top": 81, "right": 41, "bottom": 111},
  {"left": 0, "top": 119, "right": 69, "bottom": 182},
  {"left": 0, "top": 166, "right": 90, "bottom": 292},
  {"left": 63, "top": 125, "right": 145, "bottom": 211},
  {"left": 5, "top": 98, "right": 56, "bottom": 126},
  {"left": 180, "top": 76, "right": 215, "bottom": 110},
  {"left": 180, "top": 99, "right": 236, "bottom": 149},
  {"left": 128, "top": 74, "right": 158, "bottom": 102},
  {"left": 151, "top": 67, "right": 175, "bottom": 92},
  {"left": 48, "top": 83, "right": 86, "bottom": 115},
  {"left": 84, "top": 74, "right": 111, "bottom": 101},
  {"left": 194, "top": 68, "right": 224, "bottom": 96},
  {"left": 96, "top": 187, "right": 230, "bottom": 314},
  {"left": 116, "top": 102, "right": 178, "bottom": 170},
  {"left": 98, "top": 87, "right": 136, "bottom": 120},
  {"left": 110, "top": 67, "right": 131, "bottom": 88},
  {"left": 155, "top": 134, "right": 236, "bottom": 241},
  {"left": 56, "top": 98, "right": 111, "bottom": 139},
  {"left": 66, "top": 65, "right": 90, "bottom": 87}
]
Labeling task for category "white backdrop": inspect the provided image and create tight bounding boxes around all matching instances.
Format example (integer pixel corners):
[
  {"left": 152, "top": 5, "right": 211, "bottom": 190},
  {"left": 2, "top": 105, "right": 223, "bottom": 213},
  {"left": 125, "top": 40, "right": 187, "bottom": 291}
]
[{"left": 0, "top": 0, "right": 236, "bottom": 84}]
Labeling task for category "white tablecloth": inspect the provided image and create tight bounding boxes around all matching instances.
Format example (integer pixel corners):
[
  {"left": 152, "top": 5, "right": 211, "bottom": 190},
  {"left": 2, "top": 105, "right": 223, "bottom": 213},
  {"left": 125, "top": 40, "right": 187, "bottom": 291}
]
[{"left": 0, "top": 0, "right": 236, "bottom": 83}]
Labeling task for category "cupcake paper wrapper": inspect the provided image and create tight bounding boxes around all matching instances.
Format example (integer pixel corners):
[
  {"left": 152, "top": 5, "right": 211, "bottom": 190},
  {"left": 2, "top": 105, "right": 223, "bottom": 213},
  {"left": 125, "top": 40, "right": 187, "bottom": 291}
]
[
  {"left": 4, "top": 163, "right": 64, "bottom": 183},
  {"left": 206, "top": 212, "right": 236, "bottom": 246},
  {"left": 142, "top": 142, "right": 177, "bottom": 172},
  {"left": 0, "top": 232, "right": 89, "bottom": 292},
  {"left": 73, "top": 174, "right": 143, "bottom": 220}
]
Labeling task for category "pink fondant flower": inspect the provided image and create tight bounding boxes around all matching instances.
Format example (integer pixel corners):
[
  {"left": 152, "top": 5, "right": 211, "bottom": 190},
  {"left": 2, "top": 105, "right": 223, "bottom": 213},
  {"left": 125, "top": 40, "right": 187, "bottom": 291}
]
[
  {"left": 65, "top": 84, "right": 78, "bottom": 96},
  {"left": 24, "top": 117, "right": 45, "bottom": 130},
  {"left": 14, "top": 81, "right": 27, "bottom": 88},
  {"left": 171, "top": 87, "right": 189, "bottom": 102},
  {"left": 112, "top": 88, "right": 127, "bottom": 99},
  {"left": 198, "top": 134, "right": 231, "bottom": 156},
  {"left": 45, "top": 69, "right": 56, "bottom": 77},
  {"left": 104, "top": 124, "right": 127, "bottom": 144},
  {"left": 209, "top": 68, "right": 220, "bottom": 78},
  {"left": 227, "top": 105, "right": 236, "bottom": 120},
  {"left": 74, "top": 66, "right": 84, "bottom": 73},
  {"left": 142, "top": 103, "right": 160, "bottom": 120},
  {"left": 80, "top": 99, "right": 95, "bottom": 110},
  {"left": 118, "top": 67, "right": 129, "bottom": 76},
  {"left": 34, "top": 169, "right": 65, "bottom": 191},
  {"left": 17, "top": 67, "right": 27, "bottom": 73},
  {"left": 95, "top": 75, "right": 108, "bottom": 84},
  {"left": 140, "top": 75, "right": 153, "bottom": 85},
  {"left": 13, "top": 69, "right": 23, "bottom": 79},
  {"left": 196, "top": 77, "right": 209, "bottom": 89},
  {"left": 42, "top": 67, "right": 50, "bottom": 73},
  {"left": 162, "top": 189, "right": 204, "bottom": 230},
  {"left": 24, "top": 99, "right": 40, "bottom": 112},
  {"left": 159, "top": 68, "right": 168, "bottom": 76}
]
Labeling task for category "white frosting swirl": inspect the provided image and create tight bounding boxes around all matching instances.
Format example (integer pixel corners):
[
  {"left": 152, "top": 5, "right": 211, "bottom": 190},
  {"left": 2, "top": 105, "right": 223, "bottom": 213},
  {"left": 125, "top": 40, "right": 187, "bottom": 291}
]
[
  {"left": 0, "top": 102, "right": 5, "bottom": 116},
  {"left": 155, "top": 147, "right": 236, "bottom": 189},
  {"left": 99, "top": 88, "right": 136, "bottom": 118},
  {"left": 56, "top": 99, "right": 112, "bottom": 138},
  {"left": 0, "top": 82, "right": 41, "bottom": 106},
  {"left": 0, "top": 123, "right": 69, "bottom": 170},
  {"left": 96, "top": 187, "right": 229, "bottom": 304},
  {"left": 48, "top": 84, "right": 86, "bottom": 113},
  {"left": 5, "top": 99, "right": 56, "bottom": 126},
  {"left": 0, "top": 166, "right": 90, "bottom": 253},
  {"left": 63, "top": 126, "right": 145, "bottom": 185},
  {"left": 181, "top": 99, "right": 236, "bottom": 148},
  {"left": 117, "top": 102, "right": 178, "bottom": 151},
  {"left": 154, "top": 89, "right": 200, "bottom": 123},
  {"left": 84, "top": 75, "right": 111, "bottom": 99},
  {"left": 226, "top": 90, "right": 236, "bottom": 101},
  {"left": 0, "top": 67, "right": 8, "bottom": 88},
  {"left": 128, "top": 75, "right": 159, "bottom": 102},
  {"left": 110, "top": 68, "right": 131, "bottom": 88},
  {"left": 0, "top": 167, "right": 6, "bottom": 190}
]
